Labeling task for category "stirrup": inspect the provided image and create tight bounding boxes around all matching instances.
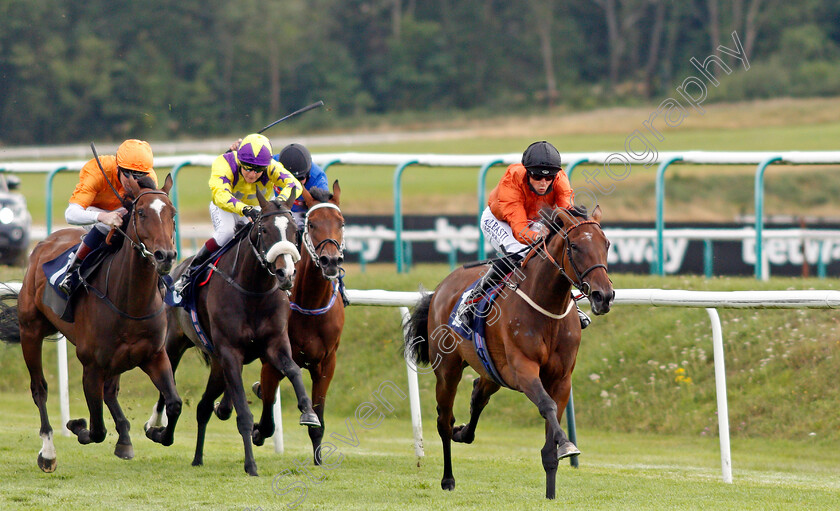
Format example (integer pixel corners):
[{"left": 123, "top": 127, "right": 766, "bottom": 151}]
[
  {"left": 172, "top": 272, "right": 191, "bottom": 293},
  {"left": 57, "top": 273, "right": 76, "bottom": 295}
]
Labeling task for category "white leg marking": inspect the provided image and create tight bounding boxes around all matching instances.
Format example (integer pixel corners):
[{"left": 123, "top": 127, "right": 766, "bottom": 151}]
[{"left": 39, "top": 432, "right": 56, "bottom": 460}]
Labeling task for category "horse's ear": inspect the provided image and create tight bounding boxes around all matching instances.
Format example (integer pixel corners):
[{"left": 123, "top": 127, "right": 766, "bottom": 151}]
[
  {"left": 284, "top": 192, "right": 296, "bottom": 210},
  {"left": 331, "top": 180, "right": 341, "bottom": 206},
  {"left": 122, "top": 173, "right": 140, "bottom": 200},
  {"left": 257, "top": 191, "right": 269, "bottom": 209},
  {"left": 301, "top": 187, "right": 317, "bottom": 209},
  {"left": 591, "top": 204, "right": 602, "bottom": 224},
  {"left": 161, "top": 173, "right": 173, "bottom": 195}
]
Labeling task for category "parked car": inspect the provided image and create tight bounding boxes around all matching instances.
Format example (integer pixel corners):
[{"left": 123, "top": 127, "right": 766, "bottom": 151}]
[{"left": 0, "top": 174, "right": 32, "bottom": 266}]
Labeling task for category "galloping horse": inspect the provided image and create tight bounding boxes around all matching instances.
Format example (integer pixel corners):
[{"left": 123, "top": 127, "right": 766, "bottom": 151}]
[
  {"left": 249, "top": 181, "right": 346, "bottom": 463},
  {"left": 0, "top": 174, "right": 179, "bottom": 472},
  {"left": 404, "top": 206, "right": 614, "bottom": 499},
  {"left": 149, "top": 192, "right": 319, "bottom": 476}
]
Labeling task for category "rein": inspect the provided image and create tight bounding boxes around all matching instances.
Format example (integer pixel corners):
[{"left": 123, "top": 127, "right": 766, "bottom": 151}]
[
  {"left": 515, "top": 218, "right": 608, "bottom": 319},
  {"left": 82, "top": 188, "right": 172, "bottom": 320}
]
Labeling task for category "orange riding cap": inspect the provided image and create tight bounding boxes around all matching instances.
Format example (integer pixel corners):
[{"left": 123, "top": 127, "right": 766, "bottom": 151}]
[{"left": 488, "top": 163, "right": 574, "bottom": 244}]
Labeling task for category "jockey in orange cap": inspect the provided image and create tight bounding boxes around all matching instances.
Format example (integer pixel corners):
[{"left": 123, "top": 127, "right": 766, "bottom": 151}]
[
  {"left": 454, "top": 141, "right": 591, "bottom": 329},
  {"left": 58, "top": 139, "right": 158, "bottom": 294}
]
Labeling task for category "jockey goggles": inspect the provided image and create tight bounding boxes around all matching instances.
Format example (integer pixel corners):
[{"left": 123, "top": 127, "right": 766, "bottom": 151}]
[{"left": 240, "top": 162, "right": 267, "bottom": 174}]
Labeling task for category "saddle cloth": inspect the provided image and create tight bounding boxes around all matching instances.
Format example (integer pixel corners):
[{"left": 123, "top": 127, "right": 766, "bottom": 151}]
[{"left": 447, "top": 279, "right": 512, "bottom": 389}]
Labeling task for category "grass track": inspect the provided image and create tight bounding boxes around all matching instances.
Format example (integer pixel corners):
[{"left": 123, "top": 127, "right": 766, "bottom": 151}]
[{"left": 2, "top": 390, "right": 840, "bottom": 511}]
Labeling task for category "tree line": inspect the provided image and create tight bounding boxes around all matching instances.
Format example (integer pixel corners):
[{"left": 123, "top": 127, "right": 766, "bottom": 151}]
[{"left": 1, "top": 0, "right": 838, "bottom": 145}]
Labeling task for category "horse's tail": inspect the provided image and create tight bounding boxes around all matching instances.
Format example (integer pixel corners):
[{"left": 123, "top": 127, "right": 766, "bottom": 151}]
[
  {"left": 0, "top": 288, "right": 21, "bottom": 344},
  {"left": 403, "top": 292, "right": 433, "bottom": 366}
]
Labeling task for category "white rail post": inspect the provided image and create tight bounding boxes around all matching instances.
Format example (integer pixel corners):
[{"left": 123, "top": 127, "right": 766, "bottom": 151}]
[
  {"left": 706, "top": 308, "right": 732, "bottom": 483},
  {"left": 57, "top": 335, "right": 70, "bottom": 436},
  {"left": 273, "top": 386, "right": 284, "bottom": 454},
  {"left": 400, "top": 306, "right": 424, "bottom": 459}
]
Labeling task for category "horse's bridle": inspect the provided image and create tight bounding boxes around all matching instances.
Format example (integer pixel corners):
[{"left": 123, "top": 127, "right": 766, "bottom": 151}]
[
  {"left": 247, "top": 205, "right": 299, "bottom": 278},
  {"left": 112, "top": 189, "right": 173, "bottom": 262},
  {"left": 302, "top": 202, "right": 345, "bottom": 279},
  {"left": 527, "top": 219, "right": 608, "bottom": 297}
]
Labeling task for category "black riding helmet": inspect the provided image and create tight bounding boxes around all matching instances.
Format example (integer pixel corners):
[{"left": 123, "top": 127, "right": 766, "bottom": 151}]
[
  {"left": 278, "top": 143, "right": 313, "bottom": 181},
  {"left": 522, "top": 141, "right": 562, "bottom": 178}
]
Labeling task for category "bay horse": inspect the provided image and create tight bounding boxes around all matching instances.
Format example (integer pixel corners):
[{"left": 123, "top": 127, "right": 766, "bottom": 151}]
[
  {"left": 0, "top": 174, "right": 179, "bottom": 472},
  {"left": 249, "top": 181, "right": 346, "bottom": 463},
  {"left": 149, "top": 192, "right": 319, "bottom": 476},
  {"left": 404, "top": 205, "right": 614, "bottom": 499}
]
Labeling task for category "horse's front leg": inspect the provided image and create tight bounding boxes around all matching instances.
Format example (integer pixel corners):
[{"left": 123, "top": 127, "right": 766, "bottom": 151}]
[
  {"left": 104, "top": 375, "right": 133, "bottom": 460},
  {"left": 252, "top": 360, "right": 283, "bottom": 447},
  {"left": 306, "top": 354, "right": 337, "bottom": 465},
  {"left": 452, "top": 376, "right": 500, "bottom": 444},
  {"left": 511, "top": 357, "right": 576, "bottom": 500},
  {"left": 216, "top": 347, "right": 259, "bottom": 476},
  {"left": 140, "top": 350, "right": 182, "bottom": 446},
  {"left": 67, "top": 365, "right": 107, "bottom": 445},
  {"left": 265, "top": 336, "right": 320, "bottom": 428}
]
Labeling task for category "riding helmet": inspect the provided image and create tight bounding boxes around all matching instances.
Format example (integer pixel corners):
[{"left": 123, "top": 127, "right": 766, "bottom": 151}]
[
  {"left": 237, "top": 133, "right": 273, "bottom": 167},
  {"left": 116, "top": 139, "right": 154, "bottom": 173},
  {"left": 277, "top": 143, "right": 312, "bottom": 181},
  {"left": 522, "top": 141, "right": 562, "bottom": 178}
]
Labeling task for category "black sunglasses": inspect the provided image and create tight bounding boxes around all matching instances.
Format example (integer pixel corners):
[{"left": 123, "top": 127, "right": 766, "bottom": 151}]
[
  {"left": 241, "top": 163, "right": 266, "bottom": 174},
  {"left": 121, "top": 169, "right": 146, "bottom": 180},
  {"left": 529, "top": 174, "right": 554, "bottom": 182}
]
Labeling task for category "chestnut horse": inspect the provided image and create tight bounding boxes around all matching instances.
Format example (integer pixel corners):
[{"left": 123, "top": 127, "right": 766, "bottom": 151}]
[
  {"left": 148, "top": 192, "right": 319, "bottom": 476},
  {"left": 404, "top": 206, "right": 614, "bottom": 499},
  {"left": 0, "top": 174, "right": 179, "bottom": 472},
  {"left": 249, "top": 181, "right": 346, "bottom": 463}
]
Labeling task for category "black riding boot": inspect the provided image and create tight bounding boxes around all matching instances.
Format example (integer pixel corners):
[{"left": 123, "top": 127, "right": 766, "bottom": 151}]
[
  {"left": 173, "top": 245, "right": 214, "bottom": 293},
  {"left": 455, "top": 254, "right": 521, "bottom": 326}
]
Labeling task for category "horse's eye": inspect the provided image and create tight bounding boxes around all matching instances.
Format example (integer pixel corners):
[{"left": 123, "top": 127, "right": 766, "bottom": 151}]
[
  {"left": 137, "top": 209, "right": 146, "bottom": 218},
  {"left": 569, "top": 243, "right": 578, "bottom": 251},
  {"left": 308, "top": 222, "right": 315, "bottom": 230}
]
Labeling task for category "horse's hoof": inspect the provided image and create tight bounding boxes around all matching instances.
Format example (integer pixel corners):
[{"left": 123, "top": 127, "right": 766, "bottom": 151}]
[
  {"left": 452, "top": 424, "right": 474, "bottom": 444},
  {"left": 299, "top": 412, "right": 321, "bottom": 428},
  {"left": 557, "top": 441, "right": 581, "bottom": 460},
  {"left": 252, "top": 427, "right": 266, "bottom": 447},
  {"left": 37, "top": 453, "right": 56, "bottom": 473},
  {"left": 252, "top": 381, "right": 262, "bottom": 400},
  {"left": 191, "top": 458, "right": 203, "bottom": 467},
  {"left": 145, "top": 426, "right": 164, "bottom": 443},
  {"left": 214, "top": 402, "right": 232, "bottom": 421},
  {"left": 441, "top": 478, "right": 455, "bottom": 491},
  {"left": 245, "top": 464, "right": 259, "bottom": 477},
  {"left": 114, "top": 443, "right": 135, "bottom": 460},
  {"left": 67, "top": 418, "right": 87, "bottom": 435}
]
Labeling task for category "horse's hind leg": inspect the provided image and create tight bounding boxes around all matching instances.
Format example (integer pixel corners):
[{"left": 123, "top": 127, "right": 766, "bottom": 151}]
[
  {"left": 192, "top": 360, "right": 226, "bottom": 468},
  {"left": 434, "top": 356, "right": 465, "bottom": 491},
  {"left": 452, "top": 376, "right": 500, "bottom": 444},
  {"left": 67, "top": 365, "right": 107, "bottom": 445},
  {"left": 104, "top": 375, "right": 133, "bottom": 460},
  {"left": 140, "top": 350, "right": 182, "bottom": 446},
  {"left": 252, "top": 361, "right": 283, "bottom": 447},
  {"left": 20, "top": 327, "right": 57, "bottom": 472}
]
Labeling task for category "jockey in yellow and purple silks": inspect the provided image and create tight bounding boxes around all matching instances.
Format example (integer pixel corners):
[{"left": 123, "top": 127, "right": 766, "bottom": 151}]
[{"left": 173, "top": 133, "right": 302, "bottom": 292}]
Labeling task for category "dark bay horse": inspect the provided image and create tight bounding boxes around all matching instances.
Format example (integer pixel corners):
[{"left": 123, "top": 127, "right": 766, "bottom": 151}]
[
  {"left": 149, "top": 192, "right": 319, "bottom": 476},
  {"left": 404, "top": 206, "right": 614, "bottom": 499},
  {"left": 249, "top": 181, "right": 346, "bottom": 463},
  {"left": 0, "top": 174, "right": 179, "bottom": 472}
]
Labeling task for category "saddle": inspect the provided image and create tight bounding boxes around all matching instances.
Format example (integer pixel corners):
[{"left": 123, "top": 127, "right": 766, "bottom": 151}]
[{"left": 41, "top": 239, "right": 122, "bottom": 322}]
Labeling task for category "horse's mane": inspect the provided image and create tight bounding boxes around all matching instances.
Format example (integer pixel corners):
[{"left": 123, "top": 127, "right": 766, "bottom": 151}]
[
  {"left": 540, "top": 205, "right": 591, "bottom": 238},
  {"left": 308, "top": 187, "right": 333, "bottom": 203}
]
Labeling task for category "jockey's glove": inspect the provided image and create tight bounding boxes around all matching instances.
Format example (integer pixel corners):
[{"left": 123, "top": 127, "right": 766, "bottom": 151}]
[{"left": 242, "top": 206, "right": 261, "bottom": 221}]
